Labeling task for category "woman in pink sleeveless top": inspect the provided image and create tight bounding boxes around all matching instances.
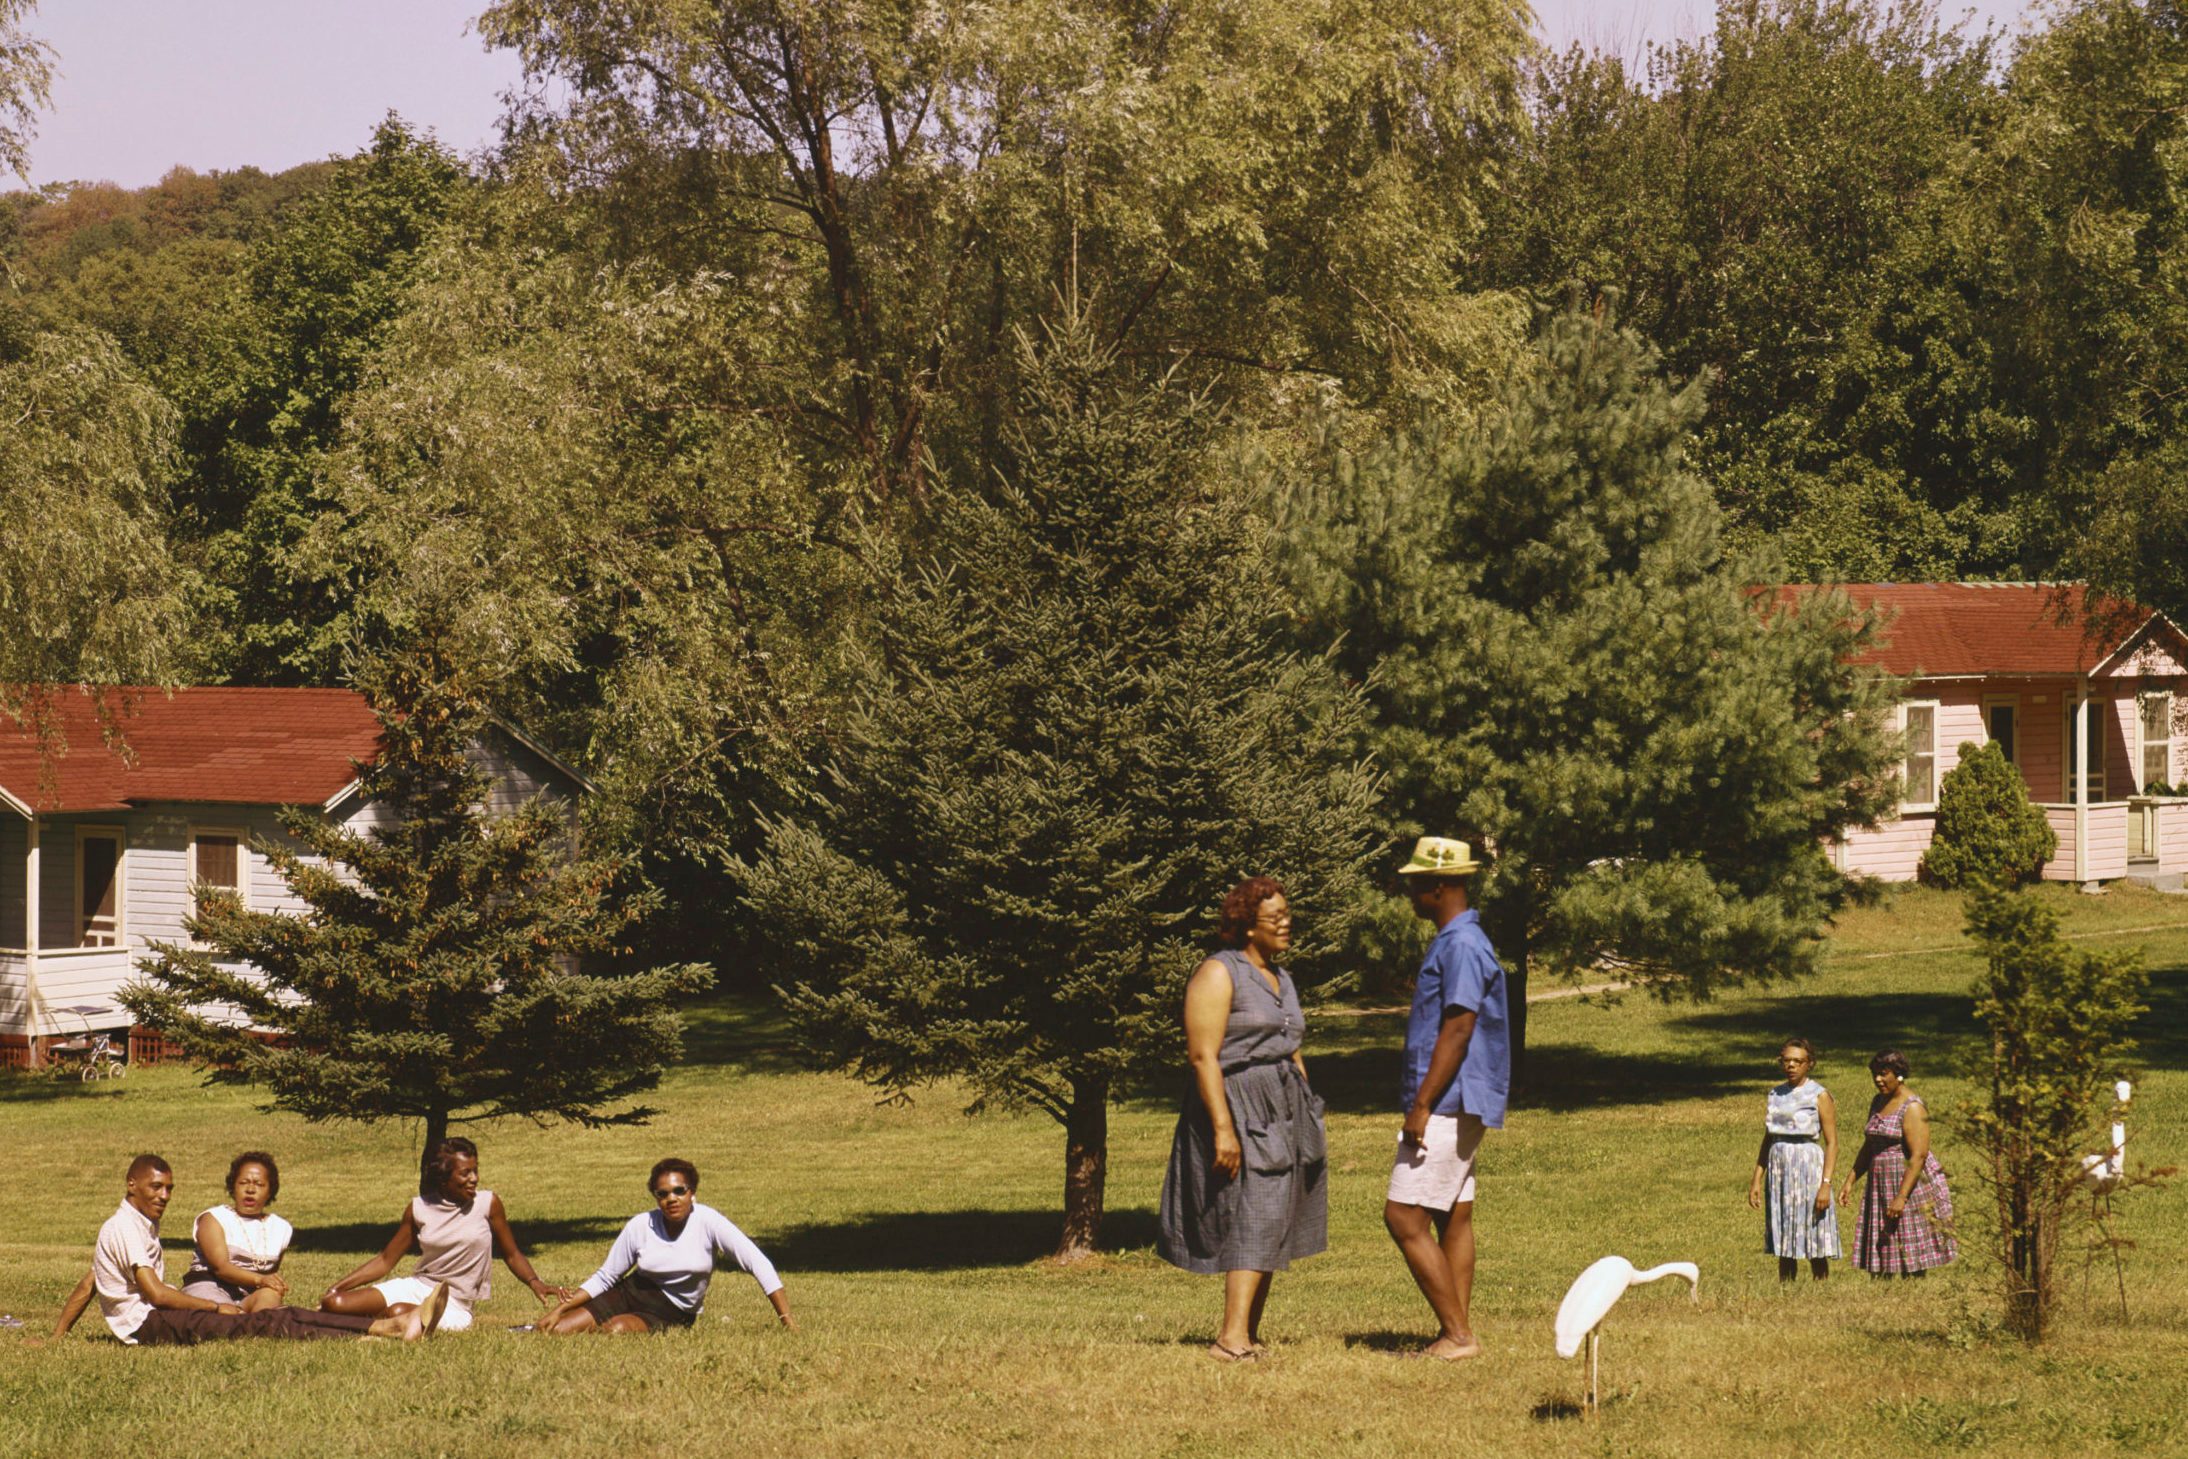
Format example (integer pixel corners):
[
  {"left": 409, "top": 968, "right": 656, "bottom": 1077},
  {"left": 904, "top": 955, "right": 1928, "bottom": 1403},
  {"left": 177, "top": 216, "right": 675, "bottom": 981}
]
[{"left": 319, "top": 1137, "right": 563, "bottom": 1332}]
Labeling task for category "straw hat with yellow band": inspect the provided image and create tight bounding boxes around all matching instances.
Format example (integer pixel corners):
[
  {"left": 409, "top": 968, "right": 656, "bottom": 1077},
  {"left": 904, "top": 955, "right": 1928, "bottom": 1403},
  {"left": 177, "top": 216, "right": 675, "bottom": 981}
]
[{"left": 1396, "top": 836, "right": 1483, "bottom": 878}]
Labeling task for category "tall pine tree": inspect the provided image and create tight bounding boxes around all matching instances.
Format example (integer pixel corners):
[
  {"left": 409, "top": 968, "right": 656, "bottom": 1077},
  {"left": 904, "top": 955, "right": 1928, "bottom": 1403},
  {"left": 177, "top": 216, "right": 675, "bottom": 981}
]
[
  {"left": 1278, "top": 298, "right": 1903, "bottom": 1063},
  {"left": 740, "top": 289, "right": 1380, "bottom": 1258},
  {"left": 123, "top": 644, "right": 710, "bottom": 1156}
]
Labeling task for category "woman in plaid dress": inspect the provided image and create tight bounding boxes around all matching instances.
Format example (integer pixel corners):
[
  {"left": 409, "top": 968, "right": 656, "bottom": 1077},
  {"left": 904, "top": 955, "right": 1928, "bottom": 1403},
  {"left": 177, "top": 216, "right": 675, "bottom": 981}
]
[{"left": 1847, "top": 1049, "right": 1956, "bottom": 1276}]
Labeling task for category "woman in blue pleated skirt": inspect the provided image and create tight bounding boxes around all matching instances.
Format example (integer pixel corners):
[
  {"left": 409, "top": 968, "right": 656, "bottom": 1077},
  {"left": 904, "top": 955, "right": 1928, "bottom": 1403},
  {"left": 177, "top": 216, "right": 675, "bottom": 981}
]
[{"left": 1747, "top": 1037, "right": 1841, "bottom": 1281}]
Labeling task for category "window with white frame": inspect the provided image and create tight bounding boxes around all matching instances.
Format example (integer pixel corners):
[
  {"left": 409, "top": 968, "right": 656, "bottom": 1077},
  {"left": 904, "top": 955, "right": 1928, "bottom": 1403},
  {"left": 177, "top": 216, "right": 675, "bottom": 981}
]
[
  {"left": 75, "top": 826, "right": 124, "bottom": 947},
  {"left": 2140, "top": 691, "right": 2174, "bottom": 792},
  {"left": 1901, "top": 701, "right": 1939, "bottom": 810},
  {"left": 2064, "top": 699, "right": 2108, "bottom": 802},
  {"left": 189, "top": 829, "right": 249, "bottom": 918}
]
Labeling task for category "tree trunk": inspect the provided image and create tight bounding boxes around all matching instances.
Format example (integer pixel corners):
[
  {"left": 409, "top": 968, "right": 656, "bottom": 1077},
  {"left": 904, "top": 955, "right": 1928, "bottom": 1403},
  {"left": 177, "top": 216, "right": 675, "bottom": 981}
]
[
  {"left": 422, "top": 1107, "right": 450, "bottom": 1194},
  {"left": 1056, "top": 1079, "right": 1109, "bottom": 1261}
]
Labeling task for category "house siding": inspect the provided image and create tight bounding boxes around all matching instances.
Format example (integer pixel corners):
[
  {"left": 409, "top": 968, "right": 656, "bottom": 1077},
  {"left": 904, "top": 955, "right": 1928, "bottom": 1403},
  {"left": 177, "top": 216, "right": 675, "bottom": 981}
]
[
  {"left": 0, "top": 951, "right": 27, "bottom": 1054},
  {"left": 2162, "top": 802, "right": 2188, "bottom": 871},
  {"left": 2084, "top": 805, "right": 2131, "bottom": 881},
  {"left": 2041, "top": 807, "right": 2080, "bottom": 882},
  {"left": 1842, "top": 676, "right": 2173, "bottom": 883},
  {"left": 475, "top": 732, "right": 568, "bottom": 817},
  {"left": 1838, "top": 814, "right": 1933, "bottom": 881}
]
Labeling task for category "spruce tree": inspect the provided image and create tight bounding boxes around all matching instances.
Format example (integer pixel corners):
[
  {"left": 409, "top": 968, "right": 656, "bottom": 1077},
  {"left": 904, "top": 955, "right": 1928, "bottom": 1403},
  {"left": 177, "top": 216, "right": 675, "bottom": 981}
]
[
  {"left": 740, "top": 291, "right": 1380, "bottom": 1258},
  {"left": 122, "top": 645, "right": 711, "bottom": 1157},
  {"left": 1278, "top": 299, "right": 1903, "bottom": 1063}
]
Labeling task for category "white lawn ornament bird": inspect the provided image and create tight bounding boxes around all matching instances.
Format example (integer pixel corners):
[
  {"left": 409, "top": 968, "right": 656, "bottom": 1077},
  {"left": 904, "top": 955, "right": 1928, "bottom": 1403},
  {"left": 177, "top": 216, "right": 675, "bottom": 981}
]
[
  {"left": 2081, "top": 1079, "right": 2134, "bottom": 1194},
  {"left": 1554, "top": 1257, "right": 1699, "bottom": 1417}
]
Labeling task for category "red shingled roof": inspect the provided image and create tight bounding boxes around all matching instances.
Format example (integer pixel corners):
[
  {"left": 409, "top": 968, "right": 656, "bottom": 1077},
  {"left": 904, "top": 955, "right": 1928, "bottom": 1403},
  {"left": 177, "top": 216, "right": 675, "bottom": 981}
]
[
  {"left": 0, "top": 688, "right": 382, "bottom": 814},
  {"left": 1780, "top": 583, "right": 2167, "bottom": 678}
]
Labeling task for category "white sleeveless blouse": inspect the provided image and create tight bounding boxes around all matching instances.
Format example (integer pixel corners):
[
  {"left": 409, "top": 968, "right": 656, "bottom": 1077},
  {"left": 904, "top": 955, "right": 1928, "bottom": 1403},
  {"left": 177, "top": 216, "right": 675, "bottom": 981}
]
[{"left": 187, "top": 1204, "right": 293, "bottom": 1278}]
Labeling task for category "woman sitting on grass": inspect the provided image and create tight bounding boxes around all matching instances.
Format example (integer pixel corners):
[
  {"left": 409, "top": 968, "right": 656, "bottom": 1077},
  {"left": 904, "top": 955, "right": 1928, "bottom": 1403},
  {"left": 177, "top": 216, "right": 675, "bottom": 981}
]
[
  {"left": 319, "top": 1136, "right": 562, "bottom": 1331},
  {"left": 536, "top": 1157, "right": 791, "bottom": 1336},
  {"left": 1747, "top": 1039, "right": 1840, "bottom": 1282},
  {"left": 179, "top": 1151, "right": 294, "bottom": 1312},
  {"left": 1845, "top": 1049, "right": 1956, "bottom": 1278}
]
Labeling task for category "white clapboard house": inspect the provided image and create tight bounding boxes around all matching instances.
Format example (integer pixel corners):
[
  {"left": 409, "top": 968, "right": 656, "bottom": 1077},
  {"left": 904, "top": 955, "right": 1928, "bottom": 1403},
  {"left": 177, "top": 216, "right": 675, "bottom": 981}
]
[{"left": 0, "top": 687, "right": 586, "bottom": 1068}]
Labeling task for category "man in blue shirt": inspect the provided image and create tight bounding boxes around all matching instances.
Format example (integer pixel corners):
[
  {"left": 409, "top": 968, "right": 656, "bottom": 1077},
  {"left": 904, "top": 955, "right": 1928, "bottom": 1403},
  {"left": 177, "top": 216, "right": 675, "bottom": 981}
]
[{"left": 1384, "top": 836, "right": 1510, "bottom": 1361}]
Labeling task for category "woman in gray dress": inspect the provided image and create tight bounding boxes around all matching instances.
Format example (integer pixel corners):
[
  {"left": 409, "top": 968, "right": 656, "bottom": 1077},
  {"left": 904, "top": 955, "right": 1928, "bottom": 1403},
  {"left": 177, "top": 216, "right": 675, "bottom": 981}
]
[{"left": 1158, "top": 876, "right": 1328, "bottom": 1361}]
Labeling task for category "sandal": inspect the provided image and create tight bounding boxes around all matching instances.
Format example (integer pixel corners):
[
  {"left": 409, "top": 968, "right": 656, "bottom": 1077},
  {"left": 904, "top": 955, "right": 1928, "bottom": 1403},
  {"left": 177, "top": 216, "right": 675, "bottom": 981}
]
[{"left": 1207, "top": 1341, "right": 1262, "bottom": 1363}]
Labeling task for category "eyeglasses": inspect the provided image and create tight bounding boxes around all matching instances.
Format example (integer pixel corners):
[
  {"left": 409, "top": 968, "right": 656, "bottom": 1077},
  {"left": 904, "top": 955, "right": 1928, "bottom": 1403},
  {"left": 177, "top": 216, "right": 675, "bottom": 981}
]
[
  {"left": 1255, "top": 911, "right": 1293, "bottom": 927},
  {"left": 653, "top": 1185, "right": 691, "bottom": 1200}
]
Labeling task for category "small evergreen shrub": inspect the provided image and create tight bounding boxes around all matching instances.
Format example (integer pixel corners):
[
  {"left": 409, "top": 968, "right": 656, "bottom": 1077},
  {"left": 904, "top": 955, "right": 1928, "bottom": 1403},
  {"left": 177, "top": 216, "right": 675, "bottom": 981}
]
[
  {"left": 1922, "top": 741, "right": 2057, "bottom": 888},
  {"left": 1960, "top": 886, "right": 2147, "bottom": 1342}
]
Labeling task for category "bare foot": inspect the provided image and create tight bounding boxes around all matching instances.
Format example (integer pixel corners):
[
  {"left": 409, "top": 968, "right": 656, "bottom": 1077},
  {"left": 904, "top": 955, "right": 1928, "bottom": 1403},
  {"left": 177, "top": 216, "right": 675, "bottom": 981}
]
[
  {"left": 1207, "top": 1341, "right": 1261, "bottom": 1363},
  {"left": 1417, "top": 1334, "right": 1482, "bottom": 1361}
]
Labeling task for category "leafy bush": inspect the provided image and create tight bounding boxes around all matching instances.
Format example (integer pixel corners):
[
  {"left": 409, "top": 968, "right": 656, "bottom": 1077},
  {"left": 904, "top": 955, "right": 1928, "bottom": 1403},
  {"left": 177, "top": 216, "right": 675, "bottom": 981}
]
[{"left": 1922, "top": 741, "right": 2057, "bottom": 888}]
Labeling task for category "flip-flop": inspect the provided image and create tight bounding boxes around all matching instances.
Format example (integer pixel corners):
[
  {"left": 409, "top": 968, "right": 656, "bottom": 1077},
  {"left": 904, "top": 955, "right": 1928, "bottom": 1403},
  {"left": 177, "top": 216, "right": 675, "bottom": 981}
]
[
  {"left": 418, "top": 1281, "right": 452, "bottom": 1336},
  {"left": 1207, "top": 1341, "right": 1262, "bottom": 1363}
]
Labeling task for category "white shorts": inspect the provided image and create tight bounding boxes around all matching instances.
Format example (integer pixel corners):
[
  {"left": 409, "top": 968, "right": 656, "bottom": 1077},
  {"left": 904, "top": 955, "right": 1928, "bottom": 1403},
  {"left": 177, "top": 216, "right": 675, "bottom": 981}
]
[
  {"left": 370, "top": 1276, "right": 474, "bottom": 1332},
  {"left": 1386, "top": 1112, "right": 1484, "bottom": 1210}
]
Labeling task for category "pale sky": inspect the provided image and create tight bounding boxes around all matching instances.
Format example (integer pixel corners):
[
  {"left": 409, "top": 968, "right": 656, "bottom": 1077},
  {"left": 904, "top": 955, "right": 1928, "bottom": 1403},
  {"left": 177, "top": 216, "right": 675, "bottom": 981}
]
[{"left": 20, "top": 0, "right": 2044, "bottom": 190}]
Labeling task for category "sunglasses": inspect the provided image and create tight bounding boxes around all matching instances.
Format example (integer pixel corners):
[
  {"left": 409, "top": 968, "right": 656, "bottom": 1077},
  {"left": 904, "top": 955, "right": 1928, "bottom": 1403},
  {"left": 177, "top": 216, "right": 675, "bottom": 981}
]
[{"left": 653, "top": 1184, "right": 691, "bottom": 1200}]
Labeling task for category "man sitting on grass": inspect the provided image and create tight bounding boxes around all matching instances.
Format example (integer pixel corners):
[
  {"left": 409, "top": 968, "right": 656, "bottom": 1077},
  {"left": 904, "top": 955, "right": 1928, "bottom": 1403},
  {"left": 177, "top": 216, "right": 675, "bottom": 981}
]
[{"left": 53, "top": 1154, "right": 446, "bottom": 1345}]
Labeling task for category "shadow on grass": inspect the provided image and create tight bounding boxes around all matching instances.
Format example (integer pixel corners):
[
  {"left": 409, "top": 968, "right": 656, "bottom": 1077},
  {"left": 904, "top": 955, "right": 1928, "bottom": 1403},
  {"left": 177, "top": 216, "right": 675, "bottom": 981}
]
[
  {"left": 1530, "top": 1396, "right": 1586, "bottom": 1422},
  {"left": 1671, "top": 990, "right": 1979, "bottom": 1075},
  {"left": 676, "top": 994, "right": 806, "bottom": 1076},
  {"left": 2131, "top": 964, "right": 2188, "bottom": 1070},
  {"left": 0, "top": 1073, "right": 93, "bottom": 1104},
  {"left": 1341, "top": 1330, "right": 1431, "bottom": 1354},
  {"left": 284, "top": 1216, "right": 625, "bottom": 1256},
  {"left": 766, "top": 1207, "right": 1161, "bottom": 1271}
]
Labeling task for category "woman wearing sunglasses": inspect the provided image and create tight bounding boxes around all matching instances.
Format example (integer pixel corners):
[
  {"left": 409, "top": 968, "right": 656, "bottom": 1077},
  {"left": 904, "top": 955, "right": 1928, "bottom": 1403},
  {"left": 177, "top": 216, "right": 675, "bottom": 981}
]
[{"left": 537, "top": 1158, "right": 792, "bottom": 1335}]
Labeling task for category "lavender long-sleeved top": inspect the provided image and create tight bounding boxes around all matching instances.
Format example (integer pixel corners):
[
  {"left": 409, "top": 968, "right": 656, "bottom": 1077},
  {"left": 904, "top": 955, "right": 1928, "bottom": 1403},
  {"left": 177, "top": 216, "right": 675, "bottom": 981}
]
[{"left": 577, "top": 1202, "right": 783, "bottom": 1313}]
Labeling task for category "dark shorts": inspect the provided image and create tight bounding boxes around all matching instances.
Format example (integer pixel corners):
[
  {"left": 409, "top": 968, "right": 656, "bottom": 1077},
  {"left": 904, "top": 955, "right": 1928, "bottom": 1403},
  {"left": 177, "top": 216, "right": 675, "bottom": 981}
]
[{"left": 581, "top": 1280, "right": 695, "bottom": 1333}]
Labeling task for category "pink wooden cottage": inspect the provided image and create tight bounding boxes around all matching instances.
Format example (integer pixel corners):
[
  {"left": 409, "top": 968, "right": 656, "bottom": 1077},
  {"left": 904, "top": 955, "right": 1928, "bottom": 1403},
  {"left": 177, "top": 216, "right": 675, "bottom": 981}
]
[
  {"left": 1815, "top": 583, "right": 2188, "bottom": 887},
  {"left": 0, "top": 687, "right": 586, "bottom": 1068}
]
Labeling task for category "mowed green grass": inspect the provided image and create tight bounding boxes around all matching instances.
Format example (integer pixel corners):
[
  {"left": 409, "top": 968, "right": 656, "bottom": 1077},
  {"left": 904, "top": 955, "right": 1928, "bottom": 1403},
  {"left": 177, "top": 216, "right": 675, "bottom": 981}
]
[{"left": 5, "top": 883, "right": 2186, "bottom": 1458}]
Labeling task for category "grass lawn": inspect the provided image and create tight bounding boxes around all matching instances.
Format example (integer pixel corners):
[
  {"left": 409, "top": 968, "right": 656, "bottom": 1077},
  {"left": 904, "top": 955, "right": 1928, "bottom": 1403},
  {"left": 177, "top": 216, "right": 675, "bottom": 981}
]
[{"left": 4, "top": 882, "right": 2185, "bottom": 1457}]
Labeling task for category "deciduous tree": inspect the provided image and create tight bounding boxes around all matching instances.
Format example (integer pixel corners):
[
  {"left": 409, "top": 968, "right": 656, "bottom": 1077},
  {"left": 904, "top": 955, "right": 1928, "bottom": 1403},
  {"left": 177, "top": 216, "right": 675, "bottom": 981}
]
[
  {"left": 478, "top": 0, "right": 1534, "bottom": 505},
  {"left": 0, "top": 325, "right": 189, "bottom": 740},
  {"left": 0, "top": 0, "right": 51, "bottom": 182}
]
